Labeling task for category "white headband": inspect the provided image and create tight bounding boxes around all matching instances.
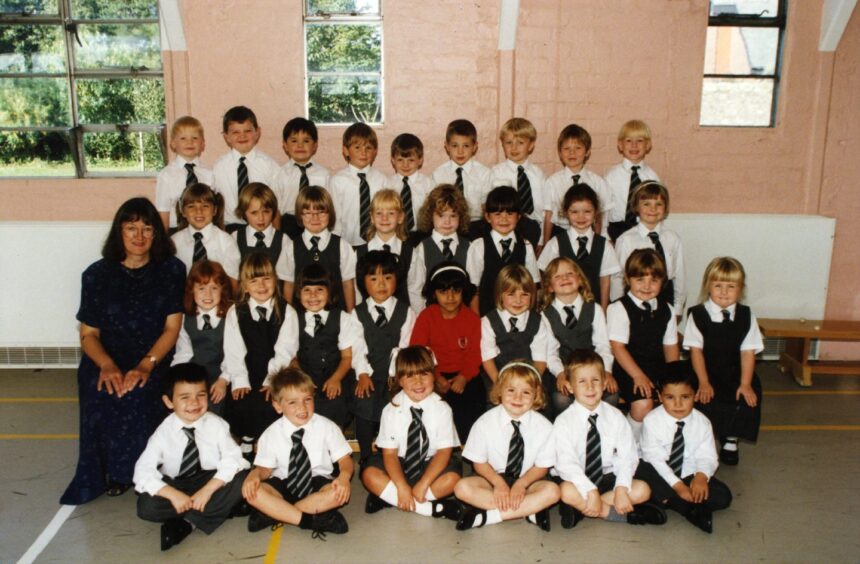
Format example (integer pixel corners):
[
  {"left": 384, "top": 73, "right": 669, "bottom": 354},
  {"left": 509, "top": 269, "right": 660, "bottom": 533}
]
[
  {"left": 499, "top": 361, "right": 542, "bottom": 379},
  {"left": 431, "top": 265, "right": 467, "bottom": 281}
]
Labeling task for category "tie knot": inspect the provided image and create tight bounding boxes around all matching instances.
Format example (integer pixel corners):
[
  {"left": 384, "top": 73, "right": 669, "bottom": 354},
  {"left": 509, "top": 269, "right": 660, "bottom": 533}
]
[
  {"left": 292, "top": 428, "right": 305, "bottom": 442},
  {"left": 642, "top": 300, "right": 652, "bottom": 312},
  {"left": 577, "top": 236, "right": 588, "bottom": 245},
  {"left": 382, "top": 243, "right": 391, "bottom": 252},
  {"left": 509, "top": 317, "right": 518, "bottom": 331},
  {"left": 572, "top": 174, "right": 580, "bottom": 184},
  {"left": 256, "top": 306, "right": 267, "bottom": 320},
  {"left": 357, "top": 172, "right": 366, "bottom": 180},
  {"left": 310, "top": 235, "right": 320, "bottom": 245},
  {"left": 410, "top": 406, "right": 423, "bottom": 420},
  {"left": 185, "top": 163, "right": 195, "bottom": 171},
  {"left": 648, "top": 231, "right": 660, "bottom": 243},
  {"left": 588, "top": 413, "right": 598, "bottom": 426},
  {"left": 314, "top": 313, "right": 322, "bottom": 323},
  {"left": 375, "top": 305, "right": 386, "bottom": 318},
  {"left": 511, "top": 420, "right": 521, "bottom": 432},
  {"left": 239, "top": 156, "right": 246, "bottom": 164},
  {"left": 193, "top": 232, "right": 203, "bottom": 242},
  {"left": 517, "top": 165, "right": 525, "bottom": 173},
  {"left": 456, "top": 167, "right": 463, "bottom": 175},
  {"left": 202, "top": 313, "right": 211, "bottom": 323},
  {"left": 631, "top": 165, "right": 639, "bottom": 172},
  {"left": 254, "top": 231, "right": 265, "bottom": 241},
  {"left": 295, "top": 162, "right": 311, "bottom": 172},
  {"left": 722, "top": 309, "right": 731, "bottom": 322},
  {"left": 182, "top": 427, "right": 195, "bottom": 440},
  {"left": 500, "top": 238, "right": 512, "bottom": 250},
  {"left": 677, "top": 421, "right": 685, "bottom": 429},
  {"left": 564, "top": 305, "right": 575, "bottom": 316},
  {"left": 402, "top": 176, "right": 410, "bottom": 186}
]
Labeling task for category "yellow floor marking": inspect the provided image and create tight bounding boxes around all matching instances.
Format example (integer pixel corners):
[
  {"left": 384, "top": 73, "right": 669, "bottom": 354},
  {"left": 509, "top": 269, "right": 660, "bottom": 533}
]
[
  {"left": 0, "top": 397, "right": 77, "bottom": 403},
  {"left": 264, "top": 525, "right": 284, "bottom": 564},
  {"left": 764, "top": 390, "right": 860, "bottom": 396},
  {"left": 0, "top": 434, "right": 78, "bottom": 439},
  {"left": 761, "top": 425, "right": 860, "bottom": 431}
]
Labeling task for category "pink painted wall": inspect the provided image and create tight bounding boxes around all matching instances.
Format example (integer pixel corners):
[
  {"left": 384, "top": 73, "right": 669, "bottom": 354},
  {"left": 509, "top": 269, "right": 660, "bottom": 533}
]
[{"left": 0, "top": 1, "right": 857, "bottom": 354}]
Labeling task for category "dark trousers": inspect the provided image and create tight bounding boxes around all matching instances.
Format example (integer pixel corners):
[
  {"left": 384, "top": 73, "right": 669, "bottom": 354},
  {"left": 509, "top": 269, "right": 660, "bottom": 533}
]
[
  {"left": 635, "top": 462, "right": 732, "bottom": 513},
  {"left": 136, "top": 469, "right": 248, "bottom": 534},
  {"left": 440, "top": 373, "right": 485, "bottom": 442}
]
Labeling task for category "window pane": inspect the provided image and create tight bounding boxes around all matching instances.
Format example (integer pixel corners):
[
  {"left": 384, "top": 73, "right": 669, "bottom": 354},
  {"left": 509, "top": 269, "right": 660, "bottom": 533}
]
[
  {"left": 308, "top": 75, "right": 381, "bottom": 123},
  {"left": 71, "top": 0, "right": 157, "bottom": 19},
  {"left": 704, "top": 26, "right": 778, "bottom": 75},
  {"left": 75, "top": 23, "right": 161, "bottom": 70},
  {"left": 0, "top": 77, "right": 70, "bottom": 126},
  {"left": 700, "top": 77, "right": 774, "bottom": 126},
  {"left": 0, "top": 0, "right": 57, "bottom": 15},
  {"left": 76, "top": 77, "right": 164, "bottom": 124},
  {"left": 710, "top": 0, "right": 778, "bottom": 17},
  {"left": 0, "top": 130, "right": 73, "bottom": 176},
  {"left": 306, "top": 23, "right": 381, "bottom": 72},
  {"left": 0, "top": 24, "right": 65, "bottom": 73},
  {"left": 84, "top": 130, "right": 163, "bottom": 173},
  {"left": 307, "top": 0, "right": 380, "bottom": 15}
]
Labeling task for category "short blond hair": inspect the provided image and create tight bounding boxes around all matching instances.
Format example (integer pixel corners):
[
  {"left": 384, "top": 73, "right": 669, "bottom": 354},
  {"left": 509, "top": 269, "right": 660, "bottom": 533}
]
[
  {"left": 170, "top": 116, "right": 204, "bottom": 139},
  {"left": 500, "top": 117, "right": 537, "bottom": 143},
  {"left": 617, "top": 119, "right": 652, "bottom": 141},
  {"left": 489, "top": 360, "right": 546, "bottom": 410},
  {"left": 366, "top": 189, "right": 407, "bottom": 242},
  {"left": 270, "top": 367, "right": 316, "bottom": 399},
  {"left": 699, "top": 256, "right": 746, "bottom": 302},
  {"left": 493, "top": 264, "right": 536, "bottom": 311},
  {"left": 540, "top": 257, "right": 593, "bottom": 310},
  {"left": 563, "top": 349, "right": 605, "bottom": 382}
]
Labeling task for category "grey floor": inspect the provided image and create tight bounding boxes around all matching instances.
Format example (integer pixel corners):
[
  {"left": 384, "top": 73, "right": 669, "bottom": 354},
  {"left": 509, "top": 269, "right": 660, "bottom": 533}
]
[{"left": 2, "top": 363, "right": 859, "bottom": 563}]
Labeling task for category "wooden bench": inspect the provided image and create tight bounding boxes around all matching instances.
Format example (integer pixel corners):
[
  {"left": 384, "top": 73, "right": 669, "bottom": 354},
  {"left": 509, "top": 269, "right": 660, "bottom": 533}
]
[{"left": 758, "top": 318, "right": 860, "bottom": 387}]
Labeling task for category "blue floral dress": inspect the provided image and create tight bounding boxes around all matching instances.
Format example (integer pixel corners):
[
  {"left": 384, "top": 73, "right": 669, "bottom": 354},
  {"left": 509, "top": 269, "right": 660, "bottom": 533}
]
[{"left": 60, "top": 256, "right": 185, "bottom": 505}]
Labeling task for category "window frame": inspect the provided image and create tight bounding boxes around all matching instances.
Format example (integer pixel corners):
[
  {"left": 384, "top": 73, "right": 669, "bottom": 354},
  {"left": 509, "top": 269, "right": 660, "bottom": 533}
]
[
  {"left": 700, "top": 0, "right": 787, "bottom": 128},
  {"left": 303, "top": 1, "right": 384, "bottom": 126},
  {"left": 0, "top": 1, "right": 166, "bottom": 178}
]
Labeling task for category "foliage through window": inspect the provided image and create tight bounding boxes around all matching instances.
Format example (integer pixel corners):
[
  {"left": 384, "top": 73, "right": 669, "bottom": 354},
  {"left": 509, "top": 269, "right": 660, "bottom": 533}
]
[
  {"left": 700, "top": 0, "right": 786, "bottom": 127},
  {"left": 305, "top": 0, "right": 382, "bottom": 125},
  {"left": 0, "top": 0, "right": 165, "bottom": 177}
]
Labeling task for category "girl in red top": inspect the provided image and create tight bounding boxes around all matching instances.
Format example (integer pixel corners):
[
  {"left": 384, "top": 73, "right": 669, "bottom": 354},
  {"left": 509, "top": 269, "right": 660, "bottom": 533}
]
[{"left": 411, "top": 262, "right": 483, "bottom": 442}]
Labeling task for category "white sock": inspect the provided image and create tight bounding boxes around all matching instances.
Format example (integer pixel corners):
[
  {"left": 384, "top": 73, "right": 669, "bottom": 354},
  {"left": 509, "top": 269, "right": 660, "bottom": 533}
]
[
  {"left": 527, "top": 513, "right": 537, "bottom": 524},
  {"left": 484, "top": 509, "right": 502, "bottom": 526},
  {"left": 414, "top": 500, "right": 433, "bottom": 516},
  {"left": 240, "top": 437, "right": 254, "bottom": 453},
  {"left": 627, "top": 414, "right": 643, "bottom": 442},
  {"left": 378, "top": 482, "right": 398, "bottom": 506},
  {"left": 426, "top": 489, "right": 437, "bottom": 501},
  {"left": 723, "top": 437, "right": 738, "bottom": 451}
]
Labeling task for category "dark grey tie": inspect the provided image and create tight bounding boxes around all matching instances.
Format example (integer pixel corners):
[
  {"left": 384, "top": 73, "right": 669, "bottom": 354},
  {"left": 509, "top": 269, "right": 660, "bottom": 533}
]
[
  {"left": 313, "top": 313, "right": 323, "bottom": 334},
  {"left": 184, "top": 163, "right": 197, "bottom": 186},
  {"left": 668, "top": 421, "right": 685, "bottom": 477},
  {"left": 202, "top": 313, "right": 213, "bottom": 331},
  {"left": 178, "top": 427, "right": 202, "bottom": 478},
  {"left": 375, "top": 305, "right": 388, "bottom": 327},
  {"left": 255, "top": 306, "right": 267, "bottom": 322},
  {"left": 509, "top": 317, "right": 519, "bottom": 333},
  {"left": 358, "top": 172, "right": 371, "bottom": 241},
  {"left": 401, "top": 176, "right": 415, "bottom": 231},
  {"left": 517, "top": 165, "right": 534, "bottom": 215},
  {"left": 500, "top": 238, "right": 512, "bottom": 262},
  {"left": 285, "top": 428, "right": 312, "bottom": 498},
  {"left": 192, "top": 232, "right": 207, "bottom": 263},
  {"left": 585, "top": 414, "right": 602, "bottom": 484},
  {"left": 624, "top": 165, "right": 640, "bottom": 225},
  {"left": 505, "top": 420, "right": 524, "bottom": 478},
  {"left": 404, "top": 407, "right": 429, "bottom": 483},
  {"left": 576, "top": 236, "right": 588, "bottom": 260},
  {"left": 648, "top": 231, "right": 666, "bottom": 264},
  {"left": 237, "top": 156, "right": 249, "bottom": 197},
  {"left": 455, "top": 167, "right": 464, "bottom": 193},
  {"left": 564, "top": 305, "right": 577, "bottom": 329},
  {"left": 296, "top": 162, "right": 311, "bottom": 192},
  {"left": 441, "top": 238, "right": 454, "bottom": 260},
  {"left": 722, "top": 309, "right": 731, "bottom": 323},
  {"left": 572, "top": 174, "right": 580, "bottom": 186},
  {"left": 254, "top": 231, "right": 266, "bottom": 248}
]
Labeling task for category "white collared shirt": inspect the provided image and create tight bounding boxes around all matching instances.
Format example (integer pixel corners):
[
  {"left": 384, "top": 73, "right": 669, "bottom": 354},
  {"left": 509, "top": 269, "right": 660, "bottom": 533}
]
[
  {"left": 537, "top": 227, "right": 621, "bottom": 277},
  {"left": 552, "top": 400, "right": 639, "bottom": 497},
  {"left": 274, "top": 158, "right": 331, "bottom": 216},
  {"left": 490, "top": 158, "right": 546, "bottom": 230},
  {"left": 466, "top": 230, "right": 539, "bottom": 286},
  {"left": 235, "top": 224, "right": 277, "bottom": 248},
  {"left": 604, "top": 158, "right": 660, "bottom": 223},
  {"left": 544, "top": 296, "right": 614, "bottom": 375},
  {"left": 376, "top": 391, "right": 461, "bottom": 456},
  {"left": 606, "top": 292, "right": 678, "bottom": 345},
  {"left": 543, "top": 166, "right": 613, "bottom": 230},
  {"left": 640, "top": 405, "right": 719, "bottom": 485},
  {"left": 330, "top": 164, "right": 388, "bottom": 246},
  {"left": 172, "top": 309, "right": 223, "bottom": 367},
  {"left": 612, "top": 221, "right": 685, "bottom": 312},
  {"left": 385, "top": 171, "right": 433, "bottom": 227},
  {"left": 431, "top": 159, "right": 493, "bottom": 221},
  {"left": 254, "top": 414, "right": 352, "bottom": 480},
  {"left": 682, "top": 300, "right": 764, "bottom": 353},
  {"left": 155, "top": 156, "right": 214, "bottom": 228},
  {"left": 462, "top": 405, "right": 555, "bottom": 475},
  {"left": 480, "top": 309, "right": 548, "bottom": 362},
  {"left": 171, "top": 223, "right": 241, "bottom": 279},
  {"left": 212, "top": 148, "right": 281, "bottom": 225},
  {"left": 274, "top": 228, "right": 357, "bottom": 283},
  {"left": 133, "top": 412, "right": 249, "bottom": 496}
]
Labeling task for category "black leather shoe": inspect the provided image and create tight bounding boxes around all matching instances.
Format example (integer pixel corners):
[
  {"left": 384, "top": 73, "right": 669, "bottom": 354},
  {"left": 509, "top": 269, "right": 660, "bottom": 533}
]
[
  {"left": 229, "top": 500, "right": 251, "bottom": 518},
  {"left": 532, "top": 508, "right": 551, "bottom": 532},
  {"left": 720, "top": 447, "right": 739, "bottom": 466},
  {"left": 432, "top": 498, "right": 463, "bottom": 521},
  {"left": 311, "top": 510, "right": 349, "bottom": 534},
  {"left": 364, "top": 493, "right": 389, "bottom": 514},
  {"left": 627, "top": 501, "right": 667, "bottom": 525},
  {"left": 160, "top": 518, "right": 192, "bottom": 551},
  {"left": 247, "top": 510, "right": 277, "bottom": 533},
  {"left": 686, "top": 505, "right": 713, "bottom": 533},
  {"left": 456, "top": 505, "right": 487, "bottom": 531},
  {"left": 559, "top": 503, "right": 583, "bottom": 529}
]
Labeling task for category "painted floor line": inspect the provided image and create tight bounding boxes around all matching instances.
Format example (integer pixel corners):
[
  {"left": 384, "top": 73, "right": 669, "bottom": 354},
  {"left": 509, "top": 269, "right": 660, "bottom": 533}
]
[
  {"left": 16, "top": 504, "right": 75, "bottom": 564},
  {"left": 264, "top": 525, "right": 284, "bottom": 564},
  {"left": 0, "top": 397, "right": 78, "bottom": 403},
  {"left": 761, "top": 425, "right": 860, "bottom": 431}
]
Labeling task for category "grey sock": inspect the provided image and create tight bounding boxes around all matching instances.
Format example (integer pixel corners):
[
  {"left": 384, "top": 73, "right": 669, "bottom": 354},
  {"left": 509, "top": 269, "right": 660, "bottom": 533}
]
[{"left": 606, "top": 507, "right": 627, "bottom": 523}]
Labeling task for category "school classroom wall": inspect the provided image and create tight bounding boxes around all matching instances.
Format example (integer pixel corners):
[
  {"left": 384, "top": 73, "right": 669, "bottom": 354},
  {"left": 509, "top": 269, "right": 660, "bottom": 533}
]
[{"left": 0, "top": 0, "right": 857, "bottom": 358}]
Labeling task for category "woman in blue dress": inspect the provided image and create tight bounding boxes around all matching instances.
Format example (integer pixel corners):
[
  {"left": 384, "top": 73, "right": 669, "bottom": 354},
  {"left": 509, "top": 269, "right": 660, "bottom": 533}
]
[{"left": 60, "top": 198, "right": 186, "bottom": 505}]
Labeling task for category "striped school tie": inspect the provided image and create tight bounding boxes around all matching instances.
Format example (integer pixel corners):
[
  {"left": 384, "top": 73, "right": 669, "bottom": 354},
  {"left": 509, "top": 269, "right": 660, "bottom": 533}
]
[
  {"left": 202, "top": 313, "right": 213, "bottom": 331},
  {"left": 404, "top": 407, "right": 429, "bottom": 483},
  {"left": 624, "top": 165, "right": 640, "bottom": 226},
  {"left": 296, "top": 162, "right": 311, "bottom": 192},
  {"left": 668, "top": 421, "right": 685, "bottom": 477},
  {"left": 722, "top": 309, "right": 731, "bottom": 323},
  {"left": 375, "top": 305, "right": 388, "bottom": 327},
  {"left": 455, "top": 167, "right": 464, "bottom": 193},
  {"left": 517, "top": 165, "right": 534, "bottom": 215},
  {"left": 647, "top": 231, "right": 666, "bottom": 264},
  {"left": 358, "top": 172, "right": 371, "bottom": 241},
  {"left": 285, "top": 428, "right": 312, "bottom": 498},
  {"left": 237, "top": 156, "right": 249, "bottom": 197},
  {"left": 572, "top": 174, "right": 580, "bottom": 186},
  {"left": 184, "top": 163, "right": 197, "bottom": 186},
  {"left": 401, "top": 176, "right": 415, "bottom": 232},
  {"left": 509, "top": 317, "right": 519, "bottom": 333},
  {"left": 505, "top": 420, "right": 524, "bottom": 478},
  {"left": 576, "top": 236, "right": 588, "bottom": 260},
  {"left": 254, "top": 231, "right": 266, "bottom": 248},
  {"left": 585, "top": 413, "right": 602, "bottom": 485},
  {"left": 500, "top": 238, "right": 512, "bottom": 262},
  {"left": 564, "top": 305, "right": 577, "bottom": 329},
  {"left": 313, "top": 313, "right": 323, "bottom": 335},
  {"left": 192, "top": 232, "right": 207, "bottom": 263},
  {"left": 441, "top": 238, "right": 454, "bottom": 260},
  {"left": 255, "top": 306, "right": 267, "bottom": 323},
  {"left": 178, "top": 427, "right": 202, "bottom": 478},
  {"left": 309, "top": 235, "right": 321, "bottom": 262}
]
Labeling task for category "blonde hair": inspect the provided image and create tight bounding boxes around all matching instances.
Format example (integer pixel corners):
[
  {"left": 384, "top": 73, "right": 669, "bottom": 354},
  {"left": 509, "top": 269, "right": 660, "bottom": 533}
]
[
  {"left": 235, "top": 182, "right": 280, "bottom": 225},
  {"left": 700, "top": 256, "right": 746, "bottom": 302},
  {"left": 366, "top": 189, "right": 408, "bottom": 242},
  {"left": 563, "top": 349, "right": 605, "bottom": 382},
  {"left": 489, "top": 360, "right": 546, "bottom": 410},
  {"left": 417, "top": 184, "right": 470, "bottom": 235},
  {"left": 295, "top": 185, "right": 336, "bottom": 229},
  {"left": 540, "top": 257, "right": 593, "bottom": 310},
  {"left": 270, "top": 367, "right": 316, "bottom": 399},
  {"left": 238, "top": 253, "right": 283, "bottom": 321},
  {"left": 500, "top": 117, "right": 537, "bottom": 143},
  {"left": 170, "top": 116, "right": 204, "bottom": 140},
  {"left": 617, "top": 119, "right": 652, "bottom": 141},
  {"left": 493, "top": 264, "right": 536, "bottom": 311}
]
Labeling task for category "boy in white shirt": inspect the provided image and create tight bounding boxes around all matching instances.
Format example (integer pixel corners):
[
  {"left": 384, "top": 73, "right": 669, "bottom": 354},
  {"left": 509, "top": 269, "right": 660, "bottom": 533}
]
[
  {"left": 274, "top": 117, "right": 330, "bottom": 238},
  {"left": 386, "top": 132, "right": 432, "bottom": 244},
  {"left": 156, "top": 116, "right": 214, "bottom": 231}
]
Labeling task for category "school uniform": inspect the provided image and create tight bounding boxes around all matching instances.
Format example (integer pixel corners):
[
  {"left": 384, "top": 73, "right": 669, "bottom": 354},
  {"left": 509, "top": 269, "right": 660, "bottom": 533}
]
[
  {"left": 134, "top": 412, "right": 250, "bottom": 533},
  {"left": 355, "top": 235, "right": 425, "bottom": 311},
  {"left": 330, "top": 164, "right": 387, "bottom": 246},
  {"left": 255, "top": 413, "right": 352, "bottom": 500},
  {"left": 683, "top": 300, "right": 764, "bottom": 442},
  {"left": 538, "top": 227, "right": 621, "bottom": 306},
  {"left": 607, "top": 293, "right": 678, "bottom": 403},
  {"left": 463, "top": 406, "right": 556, "bottom": 481},
  {"left": 368, "top": 390, "right": 462, "bottom": 485},
  {"left": 172, "top": 224, "right": 241, "bottom": 279},
  {"left": 543, "top": 166, "right": 613, "bottom": 235},
  {"left": 386, "top": 171, "right": 433, "bottom": 240},
  {"left": 466, "top": 230, "right": 539, "bottom": 316},
  {"left": 635, "top": 405, "right": 732, "bottom": 512},
  {"left": 155, "top": 156, "right": 214, "bottom": 228},
  {"left": 422, "top": 230, "right": 470, "bottom": 274},
  {"left": 552, "top": 400, "right": 639, "bottom": 498},
  {"left": 295, "top": 308, "right": 366, "bottom": 427},
  {"left": 222, "top": 299, "right": 299, "bottom": 439},
  {"left": 604, "top": 158, "right": 660, "bottom": 241},
  {"left": 172, "top": 310, "right": 227, "bottom": 415},
  {"left": 233, "top": 224, "right": 287, "bottom": 267},
  {"left": 481, "top": 310, "right": 548, "bottom": 369},
  {"left": 212, "top": 148, "right": 281, "bottom": 227},
  {"left": 490, "top": 159, "right": 546, "bottom": 247},
  {"left": 275, "top": 229, "right": 356, "bottom": 307},
  {"left": 431, "top": 159, "right": 493, "bottom": 226},
  {"left": 274, "top": 158, "right": 331, "bottom": 239},
  {"left": 613, "top": 222, "right": 685, "bottom": 312}
]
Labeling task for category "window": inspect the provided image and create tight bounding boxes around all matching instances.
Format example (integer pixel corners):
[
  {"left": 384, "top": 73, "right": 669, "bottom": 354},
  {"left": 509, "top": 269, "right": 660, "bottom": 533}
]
[
  {"left": 0, "top": 0, "right": 165, "bottom": 177},
  {"left": 699, "top": 0, "right": 786, "bottom": 127},
  {"left": 304, "top": 0, "right": 382, "bottom": 125}
]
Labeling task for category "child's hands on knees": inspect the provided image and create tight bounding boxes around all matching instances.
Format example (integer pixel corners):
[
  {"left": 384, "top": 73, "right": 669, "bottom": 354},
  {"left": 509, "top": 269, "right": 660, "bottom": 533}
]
[
  {"left": 689, "top": 473, "right": 710, "bottom": 504},
  {"left": 493, "top": 482, "right": 512, "bottom": 511},
  {"left": 435, "top": 375, "right": 450, "bottom": 394},
  {"left": 556, "top": 373, "right": 574, "bottom": 396},
  {"left": 232, "top": 386, "right": 250, "bottom": 400},
  {"left": 604, "top": 372, "right": 619, "bottom": 394},
  {"left": 449, "top": 374, "right": 467, "bottom": 394},
  {"left": 331, "top": 475, "right": 351, "bottom": 505},
  {"left": 322, "top": 377, "right": 342, "bottom": 399},
  {"left": 159, "top": 485, "right": 193, "bottom": 514},
  {"left": 191, "top": 480, "right": 221, "bottom": 512},
  {"left": 583, "top": 488, "right": 602, "bottom": 517},
  {"left": 614, "top": 487, "right": 634, "bottom": 515},
  {"left": 396, "top": 482, "right": 415, "bottom": 512},
  {"left": 736, "top": 384, "right": 757, "bottom": 407},
  {"left": 509, "top": 480, "right": 526, "bottom": 511},
  {"left": 672, "top": 480, "right": 694, "bottom": 503},
  {"left": 210, "top": 378, "right": 228, "bottom": 404},
  {"left": 412, "top": 479, "right": 430, "bottom": 503},
  {"left": 242, "top": 473, "right": 261, "bottom": 501},
  {"left": 355, "top": 373, "right": 374, "bottom": 398}
]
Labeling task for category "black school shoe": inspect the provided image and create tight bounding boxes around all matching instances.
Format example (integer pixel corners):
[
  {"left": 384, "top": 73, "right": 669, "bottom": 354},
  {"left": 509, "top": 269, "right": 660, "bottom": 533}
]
[
  {"left": 686, "top": 505, "right": 713, "bottom": 533},
  {"left": 229, "top": 500, "right": 252, "bottom": 518},
  {"left": 626, "top": 501, "right": 668, "bottom": 525},
  {"left": 531, "top": 508, "right": 551, "bottom": 532},
  {"left": 364, "top": 493, "right": 389, "bottom": 514},
  {"left": 432, "top": 498, "right": 463, "bottom": 521},
  {"left": 559, "top": 503, "right": 584, "bottom": 529},
  {"left": 310, "top": 510, "right": 349, "bottom": 534},
  {"left": 456, "top": 505, "right": 487, "bottom": 531},
  {"left": 247, "top": 510, "right": 278, "bottom": 533},
  {"left": 720, "top": 447, "right": 739, "bottom": 466},
  {"left": 161, "top": 518, "right": 193, "bottom": 551}
]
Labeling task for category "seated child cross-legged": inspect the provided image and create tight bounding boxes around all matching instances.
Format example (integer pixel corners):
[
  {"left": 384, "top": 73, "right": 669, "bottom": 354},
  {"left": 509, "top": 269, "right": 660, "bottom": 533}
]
[
  {"left": 635, "top": 361, "right": 733, "bottom": 534},
  {"left": 553, "top": 350, "right": 667, "bottom": 529},
  {"left": 455, "top": 361, "right": 560, "bottom": 532},
  {"left": 134, "top": 363, "right": 250, "bottom": 551},
  {"left": 361, "top": 346, "right": 463, "bottom": 521},
  {"left": 243, "top": 367, "right": 353, "bottom": 535}
]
